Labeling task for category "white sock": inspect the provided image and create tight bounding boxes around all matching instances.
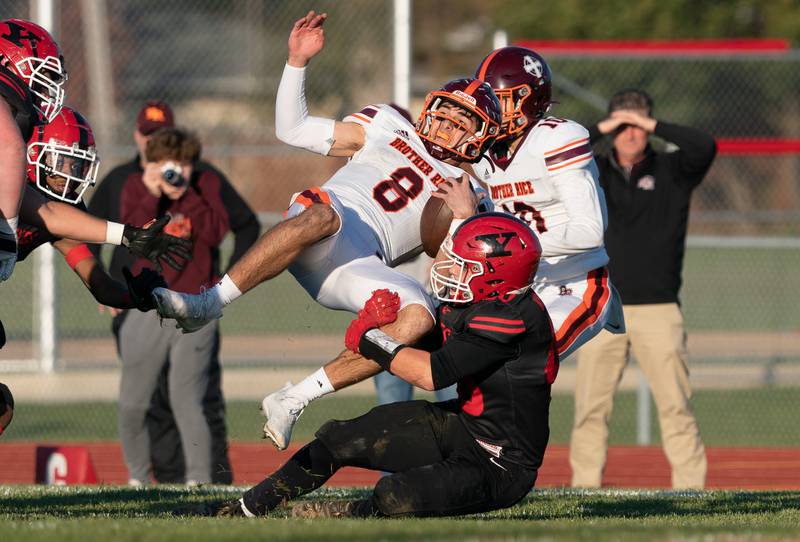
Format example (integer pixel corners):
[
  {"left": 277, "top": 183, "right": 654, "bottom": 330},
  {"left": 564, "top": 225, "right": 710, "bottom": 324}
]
[
  {"left": 290, "top": 367, "right": 335, "bottom": 404},
  {"left": 214, "top": 274, "right": 242, "bottom": 306},
  {"left": 239, "top": 498, "right": 256, "bottom": 518}
]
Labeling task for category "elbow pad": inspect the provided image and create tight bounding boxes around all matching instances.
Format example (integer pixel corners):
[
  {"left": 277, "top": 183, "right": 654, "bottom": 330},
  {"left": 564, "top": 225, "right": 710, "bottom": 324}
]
[{"left": 275, "top": 64, "right": 335, "bottom": 155}]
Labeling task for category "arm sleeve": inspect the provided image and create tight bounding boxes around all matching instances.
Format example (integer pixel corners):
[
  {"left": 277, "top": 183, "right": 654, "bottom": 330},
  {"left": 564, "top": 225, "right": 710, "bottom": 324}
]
[
  {"left": 653, "top": 121, "right": 717, "bottom": 187},
  {"left": 539, "top": 166, "right": 606, "bottom": 257},
  {"left": 430, "top": 333, "right": 518, "bottom": 389},
  {"left": 275, "top": 63, "right": 335, "bottom": 155}
]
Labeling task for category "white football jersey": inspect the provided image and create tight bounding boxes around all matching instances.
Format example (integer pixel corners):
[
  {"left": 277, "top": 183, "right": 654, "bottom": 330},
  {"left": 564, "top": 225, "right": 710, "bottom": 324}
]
[
  {"left": 474, "top": 116, "right": 609, "bottom": 283},
  {"left": 324, "top": 104, "right": 467, "bottom": 266}
]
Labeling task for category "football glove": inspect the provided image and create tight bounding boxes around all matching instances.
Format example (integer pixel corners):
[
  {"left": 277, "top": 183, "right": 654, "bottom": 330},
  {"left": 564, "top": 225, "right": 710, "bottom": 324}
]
[
  {"left": 344, "top": 289, "right": 400, "bottom": 353},
  {"left": 122, "top": 266, "right": 168, "bottom": 312},
  {"left": 122, "top": 215, "right": 193, "bottom": 273}
]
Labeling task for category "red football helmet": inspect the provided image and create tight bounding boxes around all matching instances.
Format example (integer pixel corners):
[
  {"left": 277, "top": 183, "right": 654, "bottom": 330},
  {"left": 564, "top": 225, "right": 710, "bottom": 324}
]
[
  {"left": 475, "top": 46, "right": 552, "bottom": 141},
  {"left": 416, "top": 77, "right": 501, "bottom": 163},
  {"left": 431, "top": 212, "right": 541, "bottom": 303},
  {"left": 27, "top": 106, "right": 98, "bottom": 203},
  {"left": 0, "top": 19, "right": 67, "bottom": 122}
]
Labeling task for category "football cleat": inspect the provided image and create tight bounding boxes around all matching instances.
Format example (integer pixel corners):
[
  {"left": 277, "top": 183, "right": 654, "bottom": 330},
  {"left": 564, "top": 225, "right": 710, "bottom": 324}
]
[
  {"left": 291, "top": 499, "right": 375, "bottom": 519},
  {"left": 261, "top": 383, "right": 305, "bottom": 451},
  {"left": 152, "top": 287, "right": 223, "bottom": 333}
]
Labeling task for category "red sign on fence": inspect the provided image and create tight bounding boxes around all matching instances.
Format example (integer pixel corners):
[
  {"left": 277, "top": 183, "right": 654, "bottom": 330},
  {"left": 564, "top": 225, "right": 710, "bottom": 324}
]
[{"left": 35, "top": 446, "right": 98, "bottom": 485}]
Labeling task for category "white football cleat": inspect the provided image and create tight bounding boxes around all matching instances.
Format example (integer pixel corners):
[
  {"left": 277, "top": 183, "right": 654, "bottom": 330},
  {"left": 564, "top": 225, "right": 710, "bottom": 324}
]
[
  {"left": 261, "top": 383, "right": 306, "bottom": 451},
  {"left": 152, "top": 287, "right": 222, "bottom": 333}
]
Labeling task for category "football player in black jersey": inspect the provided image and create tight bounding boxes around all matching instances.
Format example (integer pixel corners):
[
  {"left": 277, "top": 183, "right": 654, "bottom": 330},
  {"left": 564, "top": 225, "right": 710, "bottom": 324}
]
[
  {"left": 17, "top": 106, "right": 167, "bottom": 310},
  {"left": 191, "top": 213, "right": 558, "bottom": 518}
]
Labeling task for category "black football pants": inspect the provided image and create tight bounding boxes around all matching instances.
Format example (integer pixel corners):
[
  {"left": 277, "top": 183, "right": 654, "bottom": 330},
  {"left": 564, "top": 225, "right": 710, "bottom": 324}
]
[{"left": 243, "top": 400, "right": 538, "bottom": 517}]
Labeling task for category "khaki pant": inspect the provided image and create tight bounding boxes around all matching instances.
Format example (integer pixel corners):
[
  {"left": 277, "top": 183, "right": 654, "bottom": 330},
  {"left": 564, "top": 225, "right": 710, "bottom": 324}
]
[{"left": 569, "top": 303, "right": 707, "bottom": 489}]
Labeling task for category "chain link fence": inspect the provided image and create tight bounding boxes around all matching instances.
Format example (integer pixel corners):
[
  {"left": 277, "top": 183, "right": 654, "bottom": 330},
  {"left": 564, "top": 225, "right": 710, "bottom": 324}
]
[{"left": 0, "top": 1, "right": 798, "bottom": 455}]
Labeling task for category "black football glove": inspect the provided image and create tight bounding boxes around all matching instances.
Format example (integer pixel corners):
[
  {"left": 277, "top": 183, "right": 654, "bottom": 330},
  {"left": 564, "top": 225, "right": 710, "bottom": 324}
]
[
  {"left": 122, "top": 215, "right": 193, "bottom": 272},
  {"left": 122, "top": 266, "right": 168, "bottom": 312},
  {"left": 0, "top": 382, "right": 14, "bottom": 437}
]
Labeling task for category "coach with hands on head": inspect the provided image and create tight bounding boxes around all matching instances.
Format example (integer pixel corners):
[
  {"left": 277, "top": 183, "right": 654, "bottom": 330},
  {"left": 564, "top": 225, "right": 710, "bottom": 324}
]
[
  {"left": 116, "top": 126, "right": 236, "bottom": 486},
  {"left": 570, "top": 89, "right": 716, "bottom": 489}
]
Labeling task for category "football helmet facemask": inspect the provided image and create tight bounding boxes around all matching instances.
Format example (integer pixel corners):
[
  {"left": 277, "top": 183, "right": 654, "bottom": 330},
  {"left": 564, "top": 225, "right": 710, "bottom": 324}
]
[
  {"left": 27, "top": 106, "right": 98, "bottom": 203},
  {"left": 416, "top": 78, "right": 501, "bottom": 163}
]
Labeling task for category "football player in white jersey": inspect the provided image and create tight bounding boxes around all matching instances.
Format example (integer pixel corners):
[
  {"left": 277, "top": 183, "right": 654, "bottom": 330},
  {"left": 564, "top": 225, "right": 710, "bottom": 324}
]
[
  {"left": 153, "top": 11, "right": 502, "bottom": 449},
  {"left": 468, "top": 46, "right": 624, "bottom": 360}
]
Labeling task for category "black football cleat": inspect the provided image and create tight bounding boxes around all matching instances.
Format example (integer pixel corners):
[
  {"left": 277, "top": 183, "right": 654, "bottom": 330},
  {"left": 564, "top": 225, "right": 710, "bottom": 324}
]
[{"left": 0, "top": 318, "right": 5, "bottom": 349}]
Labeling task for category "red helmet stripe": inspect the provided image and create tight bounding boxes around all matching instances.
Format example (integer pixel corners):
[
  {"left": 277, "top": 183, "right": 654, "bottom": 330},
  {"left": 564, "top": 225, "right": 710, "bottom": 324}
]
[{"left": 476, "top": 48, "right": 503, "bottom": 81}]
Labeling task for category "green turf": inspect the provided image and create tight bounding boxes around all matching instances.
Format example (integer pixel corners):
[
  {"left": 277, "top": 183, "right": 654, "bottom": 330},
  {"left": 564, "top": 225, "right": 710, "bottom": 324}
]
[
  {"left": 3, "top": 243, "right": 799, "bottom": 341},
  {"left": 6, "top": 386, "right": 798, "bottom": 446},
  {"left": 0, "top": 486, "right": 798, "bottom": 541}
]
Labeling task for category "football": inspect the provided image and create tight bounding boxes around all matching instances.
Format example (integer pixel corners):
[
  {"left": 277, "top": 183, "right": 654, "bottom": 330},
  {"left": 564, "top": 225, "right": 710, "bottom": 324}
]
[{"left": 420, "top": 191, "right": 453, "bottom": 257}]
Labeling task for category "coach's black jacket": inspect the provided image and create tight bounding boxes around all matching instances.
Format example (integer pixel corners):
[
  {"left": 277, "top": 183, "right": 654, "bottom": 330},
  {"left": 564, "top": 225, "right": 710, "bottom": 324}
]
[{"left": 589, "top": 121, "right": 716, "bottom": 305}]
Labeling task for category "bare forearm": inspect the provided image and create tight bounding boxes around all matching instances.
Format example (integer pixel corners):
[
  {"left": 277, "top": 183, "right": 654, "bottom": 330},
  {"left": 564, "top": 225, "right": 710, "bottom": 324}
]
[
  {"left": 0, "top": 133, "right": 25, "bottom": 219},
  {"left": 22, "top": 187, "right": 113, "bottom": 243}
]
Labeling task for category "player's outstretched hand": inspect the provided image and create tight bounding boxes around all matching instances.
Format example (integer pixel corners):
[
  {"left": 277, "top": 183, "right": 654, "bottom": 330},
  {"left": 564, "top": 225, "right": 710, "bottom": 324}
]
[
  {"left": 288, "top": 10, "right": 328, "bottom": 67},
  {"left": 345, "top": 289, "right": 400, "bottom": 352},
  {"left": 122, "top": 266, "right": 168, "bottom": 312},
  {"left": 122, "top": 215, "right": 193, "bottom": 273},
  {"left": 430, "top": 173, "right": 478, "bottom": 219}
]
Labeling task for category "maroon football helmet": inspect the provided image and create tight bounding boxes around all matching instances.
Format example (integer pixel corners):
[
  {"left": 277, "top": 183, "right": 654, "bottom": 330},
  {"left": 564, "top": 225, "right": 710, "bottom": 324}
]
[
  {"left": 0, "top": 19, "right": 67, "bottom": 122},
  {"left": 27, "top": 106, "right": 98, "bottom": 203},
  {"left": 475, "top": 46, "right": 552, "bottom": 141},
  {"left": 431, "top": 212, "right": 541, "bottom": 303},
  {"left": 416, "top": 78, "right": 501, "bottom": 163}
]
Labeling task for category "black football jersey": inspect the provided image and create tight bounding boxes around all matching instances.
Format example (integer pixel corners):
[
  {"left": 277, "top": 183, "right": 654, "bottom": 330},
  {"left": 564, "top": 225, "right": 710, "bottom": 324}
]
[
  {"left": 0, "top": 63, "right": 41, "bottom": 141},
  {"left": 16, "top": 196, "right": 88, "bottom": 261},
  {"left": 430, "top": 290, "right": 559, "bottom": 469}
]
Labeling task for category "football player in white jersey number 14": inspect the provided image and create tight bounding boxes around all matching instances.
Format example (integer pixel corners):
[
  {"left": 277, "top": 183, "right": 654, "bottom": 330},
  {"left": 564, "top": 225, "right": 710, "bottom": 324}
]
[
  {"left": 470, "top": 46, "right": 625, "bottom": 360},
  {"left": 153, "top": 11, "right": 503, "bottom": 450}
]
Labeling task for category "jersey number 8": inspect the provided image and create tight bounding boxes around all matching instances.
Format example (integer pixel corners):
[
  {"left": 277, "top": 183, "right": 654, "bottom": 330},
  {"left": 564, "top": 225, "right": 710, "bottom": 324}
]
[{"left": 373, "top": 167, "right": 424, "bottom": 212}]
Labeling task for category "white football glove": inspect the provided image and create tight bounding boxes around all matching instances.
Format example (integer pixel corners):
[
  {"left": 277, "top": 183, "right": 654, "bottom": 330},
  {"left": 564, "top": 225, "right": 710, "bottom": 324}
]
[{"left": 0, "top": 217, "right": 18, "bottom": 282}]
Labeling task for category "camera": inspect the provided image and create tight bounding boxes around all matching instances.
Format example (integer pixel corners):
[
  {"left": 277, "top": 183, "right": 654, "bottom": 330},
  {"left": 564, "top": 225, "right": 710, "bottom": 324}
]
[{"left": 160, "top": 161, "right": 185, "bottom": 187}]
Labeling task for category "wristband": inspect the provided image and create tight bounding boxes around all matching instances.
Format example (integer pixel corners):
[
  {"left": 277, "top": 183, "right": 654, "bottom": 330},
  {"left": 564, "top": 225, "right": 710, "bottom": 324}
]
[
  {"left": 358, "top": 328, "right": 406, "bottom": 372},
  {"left": 105, "top": 221, "right": 125, "bottom": 245},
  {"left": 64, "top": 243, "right": 93, "bottom": 269},
  {"left": 0, "top": 215, "right": 18, "bottom": 235},
  {"left": 448, "top": 218, "right": 466, "bottom": 235}
]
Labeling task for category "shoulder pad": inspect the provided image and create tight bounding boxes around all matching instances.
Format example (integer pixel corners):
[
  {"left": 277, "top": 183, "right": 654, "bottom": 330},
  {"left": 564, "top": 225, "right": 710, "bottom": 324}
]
[
  {"left": 342, "top": 104, "right": 382, "bottom": 127},
  {"left": 529, "top": 118, "right": 593, "bottom": 174},
  {"left": 464, "top": 302, "right": 526, "bottom": 344}
]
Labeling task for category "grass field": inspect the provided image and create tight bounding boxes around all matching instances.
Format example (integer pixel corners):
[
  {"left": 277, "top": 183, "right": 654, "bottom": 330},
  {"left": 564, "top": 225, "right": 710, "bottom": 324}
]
[
  {"left": 5, "top": 387, "right": 798, "bottom": 446},
  {"left": 3, "top": 244, "right": 799, "bottom": 341},
  {"left": 0, "top": 486, "right": 798, "bottom": 541}
]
